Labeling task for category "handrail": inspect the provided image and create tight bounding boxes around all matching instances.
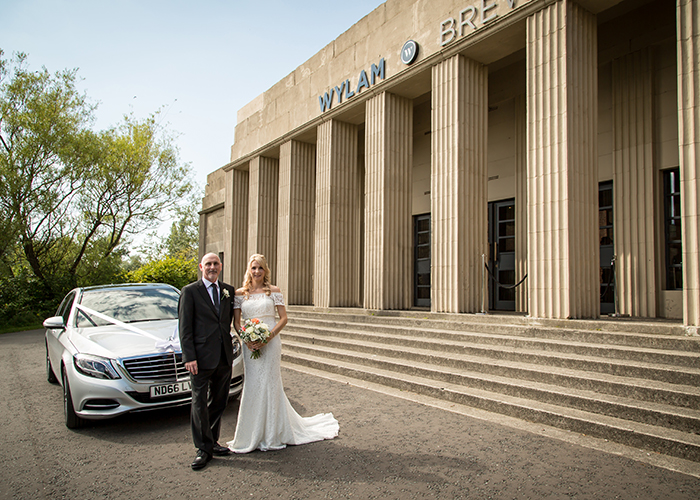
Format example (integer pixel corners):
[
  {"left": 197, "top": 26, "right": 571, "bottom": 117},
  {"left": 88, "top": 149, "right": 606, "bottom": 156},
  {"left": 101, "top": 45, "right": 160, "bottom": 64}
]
[{"left": 484, "top": 263, "right": 528, "bottom": 289}]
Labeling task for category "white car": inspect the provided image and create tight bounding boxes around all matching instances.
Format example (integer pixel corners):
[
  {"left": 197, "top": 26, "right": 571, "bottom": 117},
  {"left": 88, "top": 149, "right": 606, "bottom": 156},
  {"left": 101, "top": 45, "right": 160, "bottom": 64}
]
[{"left": 44, "top": 283, "right": 243, "bottom": 428}]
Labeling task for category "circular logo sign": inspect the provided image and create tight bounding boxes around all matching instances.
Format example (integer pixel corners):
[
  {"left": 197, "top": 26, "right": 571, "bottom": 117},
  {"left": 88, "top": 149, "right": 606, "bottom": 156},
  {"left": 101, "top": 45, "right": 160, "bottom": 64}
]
[{"left": 400, "top": 40, "right": 418, "bottom": 65}]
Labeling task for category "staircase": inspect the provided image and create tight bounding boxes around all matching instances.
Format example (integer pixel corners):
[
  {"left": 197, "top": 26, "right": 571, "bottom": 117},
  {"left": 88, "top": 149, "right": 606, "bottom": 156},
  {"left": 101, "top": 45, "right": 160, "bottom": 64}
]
[{"left": 281, "top": 307, "right": 700, "bottom": 463}]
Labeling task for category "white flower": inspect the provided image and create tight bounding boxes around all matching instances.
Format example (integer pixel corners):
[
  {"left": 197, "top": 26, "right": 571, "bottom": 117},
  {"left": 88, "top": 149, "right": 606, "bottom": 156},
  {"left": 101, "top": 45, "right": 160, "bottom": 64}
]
[
  {"left": 238, "top": 318, "right": 272, "bottom": 359},
  {"left": 222, "top": 289, "right": 230, "bottom": 299}
]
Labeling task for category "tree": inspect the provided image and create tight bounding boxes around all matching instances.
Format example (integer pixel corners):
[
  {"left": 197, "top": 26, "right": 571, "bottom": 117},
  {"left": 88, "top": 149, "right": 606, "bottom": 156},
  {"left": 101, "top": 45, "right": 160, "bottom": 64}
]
[
  {"left": 72, "top": 113, "right": 193, "bottom": 279},
  {"left": 0, "top": 50, "right": 95, "bottom": 282},
  {"left": 128, "top": 256, "right": 198, "bottom": 290},
  {"left": 0, "top": 50, "right": 194, "bottom": 302},
  {"left": 127, "top": 190, "right": 201, "bottom": 290},
  {"left": 135, "top": 188, "right": 201, "bottom": 262},
  {"left": 162, "top": 189, "right": 201, "bottom": 261}
]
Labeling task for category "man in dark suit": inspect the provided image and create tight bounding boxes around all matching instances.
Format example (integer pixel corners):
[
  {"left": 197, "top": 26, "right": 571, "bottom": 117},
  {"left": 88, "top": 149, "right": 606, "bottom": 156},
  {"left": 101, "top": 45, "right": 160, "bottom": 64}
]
[{"left": 178, "top": 253, "right": 236, "bottom": 470}]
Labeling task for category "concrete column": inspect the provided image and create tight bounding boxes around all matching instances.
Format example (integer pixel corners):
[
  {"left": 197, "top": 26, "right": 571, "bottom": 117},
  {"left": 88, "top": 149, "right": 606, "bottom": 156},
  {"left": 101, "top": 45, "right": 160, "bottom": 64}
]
[
  {"left": 526, "top": 0, "right": 599, "bottom": 319},
  {"left": 431, "top": 54, "right": 488, "bottom": 313},
  {"left": 278, "top": 140, "right": 316, "bottom": 305},
  {"left": 677, "top": 0, "right": 700, "bottom": 331},
  {"left": 612, "top": 49, "right": 656, "bottom": 317},
  {"left": 223, "top": 167, "right": 249, "bottom": 286},
  {"left": 248, "top": 156, "right": 279, "bottom": 283},
  {"left": 514, "top": 94, "right": 528, "bottom": 313},
  {"left": 364, "top": 92, "right": 413, "bottom": 310},
  {"left": 315, "top": 119, "right": 361, "bottom": 307},
  {"left": 198, "top": 212, "right": 206, "bottom": 267}
]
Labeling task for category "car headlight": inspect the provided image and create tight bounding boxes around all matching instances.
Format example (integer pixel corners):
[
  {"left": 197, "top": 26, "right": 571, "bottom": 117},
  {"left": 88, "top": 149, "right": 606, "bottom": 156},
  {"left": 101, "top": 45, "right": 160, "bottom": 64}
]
[
  {"left": 232, "top": 338, "right": 241, "bottom": 358},
  {"left": 74, "top": 354, "right": 121, "bottom": 380}
]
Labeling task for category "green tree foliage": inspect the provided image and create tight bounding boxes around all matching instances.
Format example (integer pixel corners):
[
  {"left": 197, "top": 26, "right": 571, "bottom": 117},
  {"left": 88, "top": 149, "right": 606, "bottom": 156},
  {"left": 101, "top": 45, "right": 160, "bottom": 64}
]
[
  {"left": 0, "top": 50, "right": 196, "bottom": 325},
  {"left": 138, "top": 189, "right": 201, "bottom": 262},
  {"left": 0, "top": 51, "right": 96, "bottom": 283},
  {"left": 128, "top": 256, "right": 197, "bottom": 291},
  {"left": 128, "top": 191, "right": 202, "bottom": 290},
  {"left": 0, "top": 270, "right": 56, "bottom": 327},
  {"left": 162, "top": 192, "right": 200, "bottom": 261}
]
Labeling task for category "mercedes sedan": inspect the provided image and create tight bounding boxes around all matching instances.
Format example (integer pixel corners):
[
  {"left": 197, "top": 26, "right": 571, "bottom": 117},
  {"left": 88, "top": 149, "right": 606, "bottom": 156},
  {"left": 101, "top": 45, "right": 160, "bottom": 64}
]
[{"left": 44, "top": 283, "right": 243, "bottom": 428}]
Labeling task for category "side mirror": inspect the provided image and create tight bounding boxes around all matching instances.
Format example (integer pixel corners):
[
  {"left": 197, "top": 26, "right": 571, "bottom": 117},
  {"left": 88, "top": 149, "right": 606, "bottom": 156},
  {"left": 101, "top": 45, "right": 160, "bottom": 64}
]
[{"left": 43, "top": 316, "right": 66, "bottom": 330}]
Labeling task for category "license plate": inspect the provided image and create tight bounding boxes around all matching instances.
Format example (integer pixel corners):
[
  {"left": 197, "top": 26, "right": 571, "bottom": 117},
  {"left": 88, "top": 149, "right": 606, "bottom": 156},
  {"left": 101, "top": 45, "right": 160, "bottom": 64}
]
[{"left": 150, "top": 380, "right": 191, "bottom": 398}]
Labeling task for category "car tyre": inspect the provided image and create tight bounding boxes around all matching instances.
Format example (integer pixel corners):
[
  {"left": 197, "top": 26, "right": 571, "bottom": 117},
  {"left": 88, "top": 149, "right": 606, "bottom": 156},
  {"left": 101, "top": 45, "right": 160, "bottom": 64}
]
[
  {"left": 46, "top": 342, "right": 58, "bottom": 384},
  {"left": 62, "top": 369, "right": 87, "bottom": 429}
]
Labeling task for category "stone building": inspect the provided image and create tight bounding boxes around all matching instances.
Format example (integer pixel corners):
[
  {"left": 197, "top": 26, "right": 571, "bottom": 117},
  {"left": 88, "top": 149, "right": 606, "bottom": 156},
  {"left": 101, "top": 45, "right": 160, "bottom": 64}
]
[{"left": 199, "top": 0, "right": 700, "bottom": 333}]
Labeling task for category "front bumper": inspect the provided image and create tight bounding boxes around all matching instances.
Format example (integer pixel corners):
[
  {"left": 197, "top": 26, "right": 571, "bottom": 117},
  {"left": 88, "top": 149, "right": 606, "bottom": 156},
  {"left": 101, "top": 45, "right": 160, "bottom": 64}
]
[{"left": 65, "top": 350, "right": 244, "bottom": 420}]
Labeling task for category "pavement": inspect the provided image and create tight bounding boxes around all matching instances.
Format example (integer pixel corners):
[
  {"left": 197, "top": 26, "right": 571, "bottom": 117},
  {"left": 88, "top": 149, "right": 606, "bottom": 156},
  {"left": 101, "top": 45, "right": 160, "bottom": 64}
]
[{"left": 1, "top": 329, "right": 699, "bottom": 499}]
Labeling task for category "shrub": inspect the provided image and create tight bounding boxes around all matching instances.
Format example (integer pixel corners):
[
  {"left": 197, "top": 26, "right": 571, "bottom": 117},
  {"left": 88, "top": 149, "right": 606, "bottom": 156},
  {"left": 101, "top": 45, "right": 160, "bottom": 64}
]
[
  {"left": 128, "top": 256, "right": 197, "bottom": 290},
  {"left": 0, "top": 274, "right": 58, "bottom": 327}
]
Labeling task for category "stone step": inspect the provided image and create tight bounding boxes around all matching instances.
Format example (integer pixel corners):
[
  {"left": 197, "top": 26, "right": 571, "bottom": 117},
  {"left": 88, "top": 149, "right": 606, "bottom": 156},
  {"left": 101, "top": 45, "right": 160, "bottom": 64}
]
[
  {"left": 286, "top": 307, "right": 698, "bottom": 351},
  {"left": 284, "top": 325, "right": 700, "bottom": 387},
  {"left": 282, "top": 331, "right": 700, "bottom": 407},
  {"left": 286, "top": 306, "right": 690, "bottom": 337},
  {"left": 282, "top": 338, "right": 700, "bottom": 431},
  {"left": 281, "top": 308, "right": 700, "bottom": 463},
  {"left": 281, "top": 347, "right": 700, "bottom": 463},
  {"left": 285, "top": 321, "right": 700, "bottom": 370}
]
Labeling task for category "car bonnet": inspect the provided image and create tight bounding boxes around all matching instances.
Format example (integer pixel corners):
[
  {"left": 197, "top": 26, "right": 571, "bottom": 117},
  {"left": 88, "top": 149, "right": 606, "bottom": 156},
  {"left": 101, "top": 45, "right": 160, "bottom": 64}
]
[{"left": 70, "top": 319, "right": 180, "bottom": 359}]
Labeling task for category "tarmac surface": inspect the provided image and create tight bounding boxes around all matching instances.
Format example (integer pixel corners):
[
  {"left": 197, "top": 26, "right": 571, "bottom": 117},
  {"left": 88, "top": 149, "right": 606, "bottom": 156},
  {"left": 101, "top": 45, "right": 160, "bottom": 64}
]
[{"left": 1, "top": 329, "right": 699, "bottom": 499}]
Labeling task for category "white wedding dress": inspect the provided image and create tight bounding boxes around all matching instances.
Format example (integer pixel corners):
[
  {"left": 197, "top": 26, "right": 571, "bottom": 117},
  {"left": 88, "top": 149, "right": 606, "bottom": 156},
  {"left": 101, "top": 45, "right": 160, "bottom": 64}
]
[{"left": 227, "top": 292, "right": 339, "bottom": 453}]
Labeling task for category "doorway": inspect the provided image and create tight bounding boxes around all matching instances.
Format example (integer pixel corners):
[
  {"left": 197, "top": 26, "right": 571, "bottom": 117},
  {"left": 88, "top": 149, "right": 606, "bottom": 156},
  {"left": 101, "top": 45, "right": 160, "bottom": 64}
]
[
  {"left": 413, "top": 214, "right": 430, "bottom": 307},
  {"left": 599, "top": 182, "right": 615, "bottom": 314},
  {"left": 488, "top": 199, "right": 516, "bottom": 311}
]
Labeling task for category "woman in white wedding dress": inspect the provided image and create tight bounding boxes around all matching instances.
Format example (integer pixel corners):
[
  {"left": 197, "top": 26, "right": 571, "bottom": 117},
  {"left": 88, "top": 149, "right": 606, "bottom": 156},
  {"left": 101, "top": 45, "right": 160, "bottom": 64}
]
[{"left": 227, "top": 254, "right": 339, "bottom": 453}]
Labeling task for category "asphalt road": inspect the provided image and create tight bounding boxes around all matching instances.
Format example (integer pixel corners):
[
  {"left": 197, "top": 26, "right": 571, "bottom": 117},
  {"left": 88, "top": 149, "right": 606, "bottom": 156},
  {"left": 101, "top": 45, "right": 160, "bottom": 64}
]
[{"left": 1, "top": 329, "right": 699, "bottom": 500}]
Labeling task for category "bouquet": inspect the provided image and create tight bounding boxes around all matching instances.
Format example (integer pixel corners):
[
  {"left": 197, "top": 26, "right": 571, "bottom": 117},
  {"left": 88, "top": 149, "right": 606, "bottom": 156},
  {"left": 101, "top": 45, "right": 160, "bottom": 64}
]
[{"left": 238, "top": 318, "right": 271, "bottom": 359}]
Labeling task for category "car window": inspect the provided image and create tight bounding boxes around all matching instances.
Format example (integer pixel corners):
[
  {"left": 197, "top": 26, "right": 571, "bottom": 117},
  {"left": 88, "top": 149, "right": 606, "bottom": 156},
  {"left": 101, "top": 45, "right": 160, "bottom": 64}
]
[
  {"left": 57, "top": 291, "right": 76, "bottom": 323},
  {"left": 76, "top": 287, "right": 180, "bottom": 328}
]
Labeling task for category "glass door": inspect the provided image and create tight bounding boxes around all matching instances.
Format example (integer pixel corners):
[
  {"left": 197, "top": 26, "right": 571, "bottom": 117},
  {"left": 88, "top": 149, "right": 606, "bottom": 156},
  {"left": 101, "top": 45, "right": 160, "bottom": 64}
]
[
  {"left": 599, "top": 182, "right": 615, "bottom": 314},
  {"left": 413, "top": 214, "right": 430, "bottom": 307},
  {"left": 488, "top": 199, "right": 516, "bottom": 311}
]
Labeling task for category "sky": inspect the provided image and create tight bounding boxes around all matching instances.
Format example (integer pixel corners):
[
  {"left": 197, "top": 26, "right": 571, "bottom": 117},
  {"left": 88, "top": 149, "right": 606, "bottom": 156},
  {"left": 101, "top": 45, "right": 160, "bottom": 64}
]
[{"left": 1, "top": 0, "right": 385, "bottom": 197}]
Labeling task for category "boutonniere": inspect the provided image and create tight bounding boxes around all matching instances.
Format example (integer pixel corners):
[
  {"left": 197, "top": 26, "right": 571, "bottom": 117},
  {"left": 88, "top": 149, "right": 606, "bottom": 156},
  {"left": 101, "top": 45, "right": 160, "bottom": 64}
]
[{"left": 222, "top": 289, "right": 230, "bottom": 299}]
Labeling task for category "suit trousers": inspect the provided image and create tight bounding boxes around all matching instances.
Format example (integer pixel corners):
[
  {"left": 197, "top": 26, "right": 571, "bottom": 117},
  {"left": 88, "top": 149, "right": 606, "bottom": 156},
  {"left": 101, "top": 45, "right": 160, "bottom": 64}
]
[{"left": 190, "top": 348, "right": 232, "bottom": 455}]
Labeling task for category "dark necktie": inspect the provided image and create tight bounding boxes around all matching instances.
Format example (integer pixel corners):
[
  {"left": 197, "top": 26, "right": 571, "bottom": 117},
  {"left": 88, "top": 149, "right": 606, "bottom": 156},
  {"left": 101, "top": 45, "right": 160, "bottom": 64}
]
[{"left": 212, "top": 283, "right": 220, "bottom": 313}]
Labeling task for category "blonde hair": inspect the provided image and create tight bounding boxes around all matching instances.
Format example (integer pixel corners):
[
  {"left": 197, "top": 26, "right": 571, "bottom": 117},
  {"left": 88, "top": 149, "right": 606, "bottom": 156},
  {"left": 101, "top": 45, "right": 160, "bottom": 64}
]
[{"left": 242, "top": 254, "right": 272, "bottom": 298}]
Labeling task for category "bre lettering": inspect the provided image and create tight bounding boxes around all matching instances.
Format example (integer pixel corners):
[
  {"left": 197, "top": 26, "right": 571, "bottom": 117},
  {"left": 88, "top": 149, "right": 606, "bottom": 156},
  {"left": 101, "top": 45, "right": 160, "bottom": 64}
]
[{"left": 441, "top": 0, "right": 520, "bottom": 47}]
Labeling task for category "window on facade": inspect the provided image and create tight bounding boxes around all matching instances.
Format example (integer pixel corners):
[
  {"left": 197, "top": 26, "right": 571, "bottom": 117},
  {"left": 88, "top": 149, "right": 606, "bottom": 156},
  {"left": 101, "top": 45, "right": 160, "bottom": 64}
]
[
  {"left": 599, "top": 182, "right": 615, "bottom": 311},
  {"left": 599, "top": 182, "right": 613, "bottom": 247},
  {"left": 663, "top": 168, "right": 682, "bottom": 290}
]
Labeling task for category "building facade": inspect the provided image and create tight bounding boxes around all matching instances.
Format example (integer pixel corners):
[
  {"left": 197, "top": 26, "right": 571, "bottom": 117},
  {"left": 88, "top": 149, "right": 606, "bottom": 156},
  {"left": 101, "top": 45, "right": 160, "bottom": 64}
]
[{"left": 200, "top": 0, "right": 700, "bottom": 333}]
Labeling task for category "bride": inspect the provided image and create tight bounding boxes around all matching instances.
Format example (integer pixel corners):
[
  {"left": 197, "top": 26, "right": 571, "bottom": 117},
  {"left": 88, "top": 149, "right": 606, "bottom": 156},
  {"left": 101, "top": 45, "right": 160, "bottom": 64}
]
[{"left": 227, "top": 254, "right": 339, "bottom": 453}]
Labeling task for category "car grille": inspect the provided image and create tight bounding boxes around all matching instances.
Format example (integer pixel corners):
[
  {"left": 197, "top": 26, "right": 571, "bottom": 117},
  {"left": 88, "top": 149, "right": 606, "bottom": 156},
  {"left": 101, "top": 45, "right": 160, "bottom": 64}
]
[
  {"left": 121, "top": 352, "right": 188, "bottom": 383},
  {"left": 126, "top": 376, "right": 244, "bottom": 405}
]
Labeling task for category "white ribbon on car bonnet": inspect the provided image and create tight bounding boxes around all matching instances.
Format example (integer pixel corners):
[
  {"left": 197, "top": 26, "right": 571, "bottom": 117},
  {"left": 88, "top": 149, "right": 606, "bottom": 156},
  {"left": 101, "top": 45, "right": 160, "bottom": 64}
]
[{"left": 75, "top": 304, "right": 181, "bottom": 352}]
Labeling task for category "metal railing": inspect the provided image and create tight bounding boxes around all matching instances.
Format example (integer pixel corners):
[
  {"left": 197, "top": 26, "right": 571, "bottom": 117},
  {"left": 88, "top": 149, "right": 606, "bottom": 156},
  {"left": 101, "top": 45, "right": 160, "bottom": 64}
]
[{"left": 480, "top": 254, "right": 528, "bottom": 314}]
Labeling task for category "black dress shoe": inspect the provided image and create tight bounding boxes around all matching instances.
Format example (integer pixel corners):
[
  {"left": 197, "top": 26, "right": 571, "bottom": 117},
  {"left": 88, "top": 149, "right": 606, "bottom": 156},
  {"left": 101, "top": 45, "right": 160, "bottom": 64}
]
[
  {"left": 212, "top": 444, "right": 232, "bottom": 456},
  {"left": 191, "top": 450, "right": 211, "bottom": 470}
]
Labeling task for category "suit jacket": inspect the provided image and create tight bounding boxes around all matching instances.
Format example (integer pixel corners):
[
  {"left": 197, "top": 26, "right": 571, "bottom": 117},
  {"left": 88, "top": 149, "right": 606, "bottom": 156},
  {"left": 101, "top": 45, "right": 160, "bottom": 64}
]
[{"left": 178, "top": 279, "right": 235, "bottom": 370}]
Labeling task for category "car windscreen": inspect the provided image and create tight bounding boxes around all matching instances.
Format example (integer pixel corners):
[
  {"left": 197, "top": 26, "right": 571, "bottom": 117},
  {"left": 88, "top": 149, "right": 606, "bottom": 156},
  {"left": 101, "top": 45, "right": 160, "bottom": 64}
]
[{"left": 76, "top": 287, "right": 179, "bottom": 328}]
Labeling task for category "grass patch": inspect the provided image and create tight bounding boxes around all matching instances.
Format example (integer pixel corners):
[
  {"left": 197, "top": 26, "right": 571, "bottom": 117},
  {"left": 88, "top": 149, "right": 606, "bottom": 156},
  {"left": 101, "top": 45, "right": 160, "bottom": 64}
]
[{"left": 0, "top": 323, "right": 44, "bottom": 335}]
